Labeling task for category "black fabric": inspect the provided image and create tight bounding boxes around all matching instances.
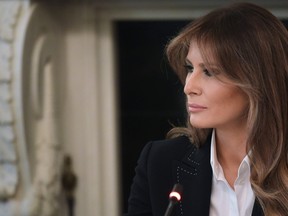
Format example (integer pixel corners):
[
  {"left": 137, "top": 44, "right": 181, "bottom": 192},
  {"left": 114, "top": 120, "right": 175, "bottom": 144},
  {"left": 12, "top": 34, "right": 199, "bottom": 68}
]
[{"left": 125, "top": 135, "right": 264, "bottom": 216}]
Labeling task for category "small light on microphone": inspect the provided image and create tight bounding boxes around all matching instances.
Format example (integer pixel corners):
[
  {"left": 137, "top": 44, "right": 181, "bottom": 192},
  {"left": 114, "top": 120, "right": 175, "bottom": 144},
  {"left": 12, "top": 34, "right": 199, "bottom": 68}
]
[
  {"left": 164, "top": 183, "right": 183, "bottom": 216},
  {"left": 169, "top": 191, "right": 181, "bottom": 201}
]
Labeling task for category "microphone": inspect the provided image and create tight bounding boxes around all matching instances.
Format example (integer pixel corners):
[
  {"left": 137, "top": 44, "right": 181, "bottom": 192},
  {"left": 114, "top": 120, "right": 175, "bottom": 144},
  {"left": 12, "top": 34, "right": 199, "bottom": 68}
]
[{"left": 164, "top": 183, "right": 183, "bottom": 216}]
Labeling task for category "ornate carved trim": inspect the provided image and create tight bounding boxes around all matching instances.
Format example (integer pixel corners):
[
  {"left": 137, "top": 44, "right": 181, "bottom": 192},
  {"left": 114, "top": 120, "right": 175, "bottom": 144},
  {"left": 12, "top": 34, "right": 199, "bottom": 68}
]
[
  {"left": 0, "top": 2, "right": 61, "bottom": 215},
  {"left": 0, "top": 1, "right": 22, "bottom": 202}
]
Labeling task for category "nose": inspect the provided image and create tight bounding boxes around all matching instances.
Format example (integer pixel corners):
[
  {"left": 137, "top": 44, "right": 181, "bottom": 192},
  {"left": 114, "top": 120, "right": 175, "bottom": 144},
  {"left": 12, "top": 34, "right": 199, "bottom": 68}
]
[{"left": 184, "top": 72, "right": 202, "bottom": 96}]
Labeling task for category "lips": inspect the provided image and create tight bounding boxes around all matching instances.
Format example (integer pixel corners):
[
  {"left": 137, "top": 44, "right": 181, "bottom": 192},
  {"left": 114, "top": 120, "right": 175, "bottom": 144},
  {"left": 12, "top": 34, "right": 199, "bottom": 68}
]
[{"left": 187, "top": 103, "right": 207, "bottom": 112}]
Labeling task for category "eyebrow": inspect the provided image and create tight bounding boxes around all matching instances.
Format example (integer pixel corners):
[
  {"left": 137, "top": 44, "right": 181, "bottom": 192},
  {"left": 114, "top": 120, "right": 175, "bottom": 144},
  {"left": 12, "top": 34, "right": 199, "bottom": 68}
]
[
  {"left": 185, "top": 59, "right": 192, "bottom": 65},
  {"left": 185, "top": 58, "right": 206, "bottom": 69},
  {"left": 186, "top": 58, "right": 220, "bottom": 70}
]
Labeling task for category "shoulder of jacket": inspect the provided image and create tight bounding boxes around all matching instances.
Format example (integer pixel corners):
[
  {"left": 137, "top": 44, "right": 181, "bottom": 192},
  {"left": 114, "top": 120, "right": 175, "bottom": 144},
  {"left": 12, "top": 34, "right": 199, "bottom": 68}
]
[{"left": 146, "top": 135, "right": 195, "bottom": 161}]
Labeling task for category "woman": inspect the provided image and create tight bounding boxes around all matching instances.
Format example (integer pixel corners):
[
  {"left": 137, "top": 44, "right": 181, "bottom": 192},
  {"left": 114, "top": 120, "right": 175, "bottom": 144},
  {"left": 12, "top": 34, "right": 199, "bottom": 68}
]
[{"left": 125, "top": 2, "right": 288, "bottom": 216}]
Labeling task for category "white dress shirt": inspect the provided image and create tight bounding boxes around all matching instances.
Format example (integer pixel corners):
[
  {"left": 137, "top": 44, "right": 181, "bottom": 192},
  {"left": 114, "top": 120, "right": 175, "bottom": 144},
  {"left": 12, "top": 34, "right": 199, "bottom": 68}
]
[{"left": 209, "top": 130, "right": 255, "bottom": 216}]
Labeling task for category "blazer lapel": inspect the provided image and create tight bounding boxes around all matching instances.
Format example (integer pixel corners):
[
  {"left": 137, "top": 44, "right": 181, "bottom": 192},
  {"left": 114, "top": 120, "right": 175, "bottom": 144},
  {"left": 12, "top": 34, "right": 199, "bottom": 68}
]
[
  {"left": 252, "top": 199, "right": 264, "bottom": 216},
  {"left": 172, "top": 135, "right": 212, "bottom": 216}
]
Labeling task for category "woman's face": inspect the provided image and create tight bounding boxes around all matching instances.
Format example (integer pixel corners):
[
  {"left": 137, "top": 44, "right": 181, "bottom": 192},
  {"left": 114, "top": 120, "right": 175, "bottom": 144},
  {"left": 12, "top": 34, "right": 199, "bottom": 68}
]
[{"left": 184, "top": 42, "right": 249, "bottom": 131}]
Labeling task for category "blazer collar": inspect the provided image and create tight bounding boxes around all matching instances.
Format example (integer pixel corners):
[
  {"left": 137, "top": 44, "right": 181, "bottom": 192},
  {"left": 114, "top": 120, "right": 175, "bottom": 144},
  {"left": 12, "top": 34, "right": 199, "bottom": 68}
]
[
  {"left": 172, "top": 135, "right": 212, "bottom": 216},
  {"left": 172, "top": 134, "right": 263, "bottom": 216}
]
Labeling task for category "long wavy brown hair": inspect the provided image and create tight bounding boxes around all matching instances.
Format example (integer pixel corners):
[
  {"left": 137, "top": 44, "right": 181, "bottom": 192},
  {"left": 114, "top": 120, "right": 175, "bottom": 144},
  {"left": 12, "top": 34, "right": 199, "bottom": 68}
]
[{"left": 166, "top": 2, "right": 288, "bottom": 215}]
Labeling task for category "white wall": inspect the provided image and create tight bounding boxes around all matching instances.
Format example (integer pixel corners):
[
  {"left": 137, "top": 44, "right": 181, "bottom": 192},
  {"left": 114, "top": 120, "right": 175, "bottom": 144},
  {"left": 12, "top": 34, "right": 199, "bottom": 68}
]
[{"left": 54, "top": 4, "right": 119, "bottom": 216}]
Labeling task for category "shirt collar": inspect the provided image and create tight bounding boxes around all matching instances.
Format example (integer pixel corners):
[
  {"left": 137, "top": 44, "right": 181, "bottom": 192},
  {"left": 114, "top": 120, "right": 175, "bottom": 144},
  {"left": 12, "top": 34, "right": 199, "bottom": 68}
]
[{"left": 210, "top": 129, "right": 221, "bottom": 179}]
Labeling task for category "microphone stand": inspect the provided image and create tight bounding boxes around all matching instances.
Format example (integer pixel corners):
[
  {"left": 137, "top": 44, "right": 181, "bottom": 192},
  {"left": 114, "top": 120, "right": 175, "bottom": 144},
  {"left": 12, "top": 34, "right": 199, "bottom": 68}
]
[{"left": 164, "top": 184, "right": 183, "bottom": 216}]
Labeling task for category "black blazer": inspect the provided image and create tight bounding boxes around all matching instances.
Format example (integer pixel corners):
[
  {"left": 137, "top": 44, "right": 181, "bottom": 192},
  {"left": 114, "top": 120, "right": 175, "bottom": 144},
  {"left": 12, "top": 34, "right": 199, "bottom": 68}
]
[{"left": 125, "top": 135, "right": 264, "bottom": 216}]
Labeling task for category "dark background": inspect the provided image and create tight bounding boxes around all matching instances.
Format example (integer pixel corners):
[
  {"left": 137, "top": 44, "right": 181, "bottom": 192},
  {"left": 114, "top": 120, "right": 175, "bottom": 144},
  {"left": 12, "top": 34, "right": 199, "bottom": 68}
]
[
  {"left": 116, "top": 19, "right": 288, "bottom": 213},
  {"left": 115, "top": 20, "right": 189, "bottom": 212}
]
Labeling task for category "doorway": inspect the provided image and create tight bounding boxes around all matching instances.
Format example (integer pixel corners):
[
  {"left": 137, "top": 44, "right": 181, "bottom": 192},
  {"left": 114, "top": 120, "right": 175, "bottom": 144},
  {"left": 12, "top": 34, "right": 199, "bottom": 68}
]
[{"left": 115, "top": 20, "right": 190, "bottom": 212}]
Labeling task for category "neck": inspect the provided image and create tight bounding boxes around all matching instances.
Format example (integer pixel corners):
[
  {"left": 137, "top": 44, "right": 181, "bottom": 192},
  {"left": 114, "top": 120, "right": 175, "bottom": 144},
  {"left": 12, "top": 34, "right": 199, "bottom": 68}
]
[
  {"left": 214, "top": 126, "right": 248, "bottom": 188},
  {"left": 215, "top": 120, "right": 248, "bottom": 163}
]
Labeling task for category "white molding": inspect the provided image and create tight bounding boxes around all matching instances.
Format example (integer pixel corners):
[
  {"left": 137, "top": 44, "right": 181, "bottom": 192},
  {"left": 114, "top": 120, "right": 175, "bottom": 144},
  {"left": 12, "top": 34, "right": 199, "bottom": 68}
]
[
  {"left": 93, "top": 0, "right": 288, "bottom": 8},
  {"left": 95, "top": 7, "right": 288, "bottom": 21},
  {"left": 13, "top": 3, "right": 61, "bottom": 216},
  {"left": 96, "top": 19, "right": 120, "bottom": 216}
]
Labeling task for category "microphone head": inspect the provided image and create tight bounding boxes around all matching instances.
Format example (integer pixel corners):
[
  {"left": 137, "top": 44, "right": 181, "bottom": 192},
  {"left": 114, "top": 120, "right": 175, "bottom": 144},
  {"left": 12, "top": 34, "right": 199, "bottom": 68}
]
[{"left": 169, "top": 183, "right": 183, "bottom": 202}]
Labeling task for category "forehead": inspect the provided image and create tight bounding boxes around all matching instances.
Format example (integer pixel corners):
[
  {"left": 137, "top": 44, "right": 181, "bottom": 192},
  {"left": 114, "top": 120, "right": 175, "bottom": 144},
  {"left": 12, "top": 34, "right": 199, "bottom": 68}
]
[{"left": 186, "top": 41, "right": 202, "bottom": 61}]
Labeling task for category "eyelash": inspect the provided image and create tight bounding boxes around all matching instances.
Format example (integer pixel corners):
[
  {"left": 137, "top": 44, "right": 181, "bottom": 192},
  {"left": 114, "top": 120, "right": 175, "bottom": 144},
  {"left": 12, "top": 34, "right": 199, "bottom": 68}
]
[
  {"left": 184, "top": 64, "right": 194, "bottom": 73},
  {"left": 184, "top": 64, "right": 212, "bottom": 77}
]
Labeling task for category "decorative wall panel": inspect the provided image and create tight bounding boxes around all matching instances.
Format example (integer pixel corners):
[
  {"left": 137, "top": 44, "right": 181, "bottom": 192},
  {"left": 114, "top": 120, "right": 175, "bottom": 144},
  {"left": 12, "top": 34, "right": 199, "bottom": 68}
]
[{"left": 0, "top": 1, "right": 61, "bottom": 215}]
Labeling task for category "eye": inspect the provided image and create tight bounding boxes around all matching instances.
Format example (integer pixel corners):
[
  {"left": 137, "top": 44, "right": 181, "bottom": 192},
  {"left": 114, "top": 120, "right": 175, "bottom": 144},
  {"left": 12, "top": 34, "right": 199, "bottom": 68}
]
[
  {"left": 184, "top": 64, "right": 194, "bottom": 73},
  {"left": 203, "top": 69, "right": 212, "bottom": 77}
]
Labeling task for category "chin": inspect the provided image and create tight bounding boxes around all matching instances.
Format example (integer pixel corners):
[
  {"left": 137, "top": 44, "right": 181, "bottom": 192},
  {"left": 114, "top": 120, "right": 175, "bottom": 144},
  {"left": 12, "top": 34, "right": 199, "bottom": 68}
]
[
  {"left": 190, "top": 122, "right": 210, "bottom": 129},
  {"left": 189, "top": 117, "right": 213, "bottom": 129}
]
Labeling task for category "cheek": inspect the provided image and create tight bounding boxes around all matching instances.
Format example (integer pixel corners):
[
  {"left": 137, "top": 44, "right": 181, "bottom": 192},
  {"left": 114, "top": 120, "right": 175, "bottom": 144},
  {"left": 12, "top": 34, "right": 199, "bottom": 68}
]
[
  {"left": 212, "top": 88, "right": 249, "bottom": 115},
  {"left": 225, "top": 91, "right": 248, "bottom": 115}
]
